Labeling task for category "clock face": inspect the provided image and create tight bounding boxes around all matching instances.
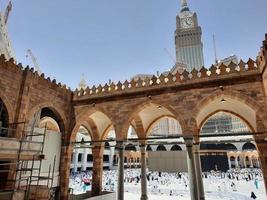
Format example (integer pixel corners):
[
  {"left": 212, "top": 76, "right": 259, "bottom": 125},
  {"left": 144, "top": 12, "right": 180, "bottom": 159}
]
[{"left": 181, "top": 17, "right": 194, "bottom": 28}]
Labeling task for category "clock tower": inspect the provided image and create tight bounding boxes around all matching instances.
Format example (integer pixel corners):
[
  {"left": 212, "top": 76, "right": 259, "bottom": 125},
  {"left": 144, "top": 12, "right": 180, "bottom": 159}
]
[{"left": 175, "top": 0, "right": 204, "bottom": 71}]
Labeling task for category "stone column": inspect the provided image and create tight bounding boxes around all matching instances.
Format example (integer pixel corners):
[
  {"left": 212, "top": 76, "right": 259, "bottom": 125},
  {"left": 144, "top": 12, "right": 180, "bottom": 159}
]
[
  {"left": 235, "top": 157, "right": 239, "bottom": 169},
  {"left": 110, "top": 146, "right": 115, "bottom": 169},
  {"left": 184, "top": 137, "right": 198, "bottom": 200},
  {"left": 82, "top": 148, "right": 87, "bottom": 171},
  {"left": 250, "top": 157, "right": 253, "bottom": 168},
  {"left": 194, "top": 143, "right": 205, "bottom": 200},
  {"left": 228, "top": 156, "right": 232, "bottom": 169},
  {"left": 117, "top": 141, "right": 124, "bottom": 200},
  {"left": 73, "top": 150, "right": 78, "bottom": 172},
  {"left": 140, "top": 144, "right": 148, "bottom": 200},
  {"left": 255, "top": 119, "right": 267, "bottom": 194},
  {"left": 92, "top": 144, "right": 103, "bottom": 196},
  {"left": 59, "top": 143, "right": 73, "bottom": 200},
  {"left": 243, "top": 156, "right": 247, "bottom": 168},
  {"left": 257, "top": 159, "right": 260, "bottom": 168}
]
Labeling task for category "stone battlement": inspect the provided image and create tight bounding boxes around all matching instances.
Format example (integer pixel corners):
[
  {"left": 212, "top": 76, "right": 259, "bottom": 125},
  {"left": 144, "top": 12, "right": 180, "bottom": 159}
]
[
  {"left": 0, "top": 54, "right": 71, "bottom": 94},
  {"left": 73, "top": 59, "right": 260, "bottom": 101}
]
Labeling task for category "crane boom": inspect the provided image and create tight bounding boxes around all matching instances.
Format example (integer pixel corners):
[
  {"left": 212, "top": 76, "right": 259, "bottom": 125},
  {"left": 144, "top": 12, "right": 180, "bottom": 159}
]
[
  {"left": 163, "top": 48, "right": 176, "bottom": 64},
  {"left": 4, "top": 1, "right": 12, "bottom": 24},
  {"left": 26, "top": 49, "right": 42, "bottom": 75}
]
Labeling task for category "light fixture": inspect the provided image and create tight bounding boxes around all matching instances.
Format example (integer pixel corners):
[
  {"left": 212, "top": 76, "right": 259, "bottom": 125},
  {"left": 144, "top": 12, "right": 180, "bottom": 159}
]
[
  {"left": 221, "top": 98, "right": 226, "bottom": 103},
  {"left": 157, "top": 105, "right": 162, "bottom": 109}
]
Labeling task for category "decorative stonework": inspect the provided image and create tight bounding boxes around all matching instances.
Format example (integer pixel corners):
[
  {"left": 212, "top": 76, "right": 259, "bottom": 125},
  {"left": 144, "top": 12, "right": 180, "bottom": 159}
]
[{"left": 73, "top": 59, "right": 259, "bottom": 99}]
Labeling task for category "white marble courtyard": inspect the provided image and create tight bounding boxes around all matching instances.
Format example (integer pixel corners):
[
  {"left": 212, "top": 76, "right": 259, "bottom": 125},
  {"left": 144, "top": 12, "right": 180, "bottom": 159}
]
[{"left": 70, "top": 169, "right": 266, "bottom": 199}]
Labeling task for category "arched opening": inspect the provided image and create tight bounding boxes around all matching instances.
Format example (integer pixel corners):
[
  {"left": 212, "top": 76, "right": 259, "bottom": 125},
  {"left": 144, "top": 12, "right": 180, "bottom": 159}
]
[
  {"left": 105, "top": 142, "right": 110, "bottom": 149},
  {"left": 147, "top": 116, "right": 182, "bottom": 137},
  {"left": 199, "top": 111, "right": 252, "bottom": 172},
  {"left": 22, "top": 107, "right": 64, "bottom": 191},
  {"left": 0, "top": 98, "right": 9, "bottom": 137},
  {"left": 170, "top": 144, "right": 182, "bottom": 151},
  {"left": 242, "top": 142, "right": 256, "bottom": 151},
  {"left": 146, "top": 145, "right": 152, "bottom": 151},
  {"left": 72, "top": 126, "right": 92, "bottom": 172},
  {"left": 230, "top": 156, "right": 236, "bottom": 168},
  {"left": 196, "top": 96, "right": 267, "bottom": 198},
  {"left": 127, "top": 104, "right": 185, "bottom": 178},
  {"left": 225, "top": 143, "right": 238, "bottom": 151},
  {"left": 125, "top": 144, "right": 137, "bottom": 152},
  {"left": 70, "top": 113, "right": 115, "bottom": 195},
  {"left": 0, "top": 98, "right": 10, "bottom": 189},
  {"left": 156, "top": 145, "right": 167, "bottom": 151}
]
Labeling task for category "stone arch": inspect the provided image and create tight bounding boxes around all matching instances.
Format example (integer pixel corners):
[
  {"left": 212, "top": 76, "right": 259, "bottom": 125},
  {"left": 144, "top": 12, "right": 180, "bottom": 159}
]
[
  {"left": 225, "top": 143, "right": 238, "bottom": 151},
  {"left": 125, "top": 143, "right": 137, "bottom": 151},
  {"left": 156, "top": 145, "right": 167, "bottom": 151},
  {"left": 199, "top": 110, "right": 254, "bottom": 133},
  {"left": 146, "top": 145, "right": 153, "bottom": 151},
  {"left": 171, "top": 144, "right": 182, "bottom": 151},
  {"left": 26, "top": 102, "right": 67, "bottom": 134},
  {"left": 242, "top": 142, "right": 256, "bottom": 151},
  {"left": 104, "top": 141, "right": 110, "bottom": 149},
  {"left": 75, "top": 124, "right": 94, "bottom": 142},
  {"left": 145, "top": 115, "right": 182, "bottom": 136},
  {"left": 121, "top": 100, "right": 187, "bottom": 140},
  {"left": 71, "top": 107, "right": 114, "bottom": 142},
  {"left": 0, "top": 94, "right": 14, "bottom": 125},
  {"left": 193, "top": 89, "right": 266, "bottom": 131},
  {"left": 0, "top": 98, "right": 10, "bottom": 130}
]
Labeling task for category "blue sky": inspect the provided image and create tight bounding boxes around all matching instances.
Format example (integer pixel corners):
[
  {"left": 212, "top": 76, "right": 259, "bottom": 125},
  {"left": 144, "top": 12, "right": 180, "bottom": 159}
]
[{"left": 2, "top": 0, "right": 267, "bottom": 89}]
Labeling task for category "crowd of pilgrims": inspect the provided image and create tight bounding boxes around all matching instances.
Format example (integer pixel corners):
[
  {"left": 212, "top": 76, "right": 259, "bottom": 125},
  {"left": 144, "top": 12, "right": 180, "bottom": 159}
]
[{"left": 69, "top": 168, "right": 263, "bottom": 197}]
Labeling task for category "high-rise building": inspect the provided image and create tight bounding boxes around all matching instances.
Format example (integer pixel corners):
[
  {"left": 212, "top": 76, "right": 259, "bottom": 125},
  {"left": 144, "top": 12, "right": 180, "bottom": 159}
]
[
  {"left": 175, "top": 0, "right": 204, "bottom": 71},
  {"left": 0, "top": 1, "right": 15, "bottom": 60}
]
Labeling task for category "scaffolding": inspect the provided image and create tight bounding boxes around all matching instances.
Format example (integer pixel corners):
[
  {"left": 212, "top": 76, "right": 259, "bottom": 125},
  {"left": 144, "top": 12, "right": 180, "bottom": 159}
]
[{"left": 0, "top": 122, "right": 56, "bottom": 200}]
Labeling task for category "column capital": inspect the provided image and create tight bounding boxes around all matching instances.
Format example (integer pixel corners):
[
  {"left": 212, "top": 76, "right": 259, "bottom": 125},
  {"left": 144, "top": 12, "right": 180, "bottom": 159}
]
[
  {"left": 116, "top": 140, "right": 124, "bottom": 149},
  {"left": 139, "top": 144, "right": 146, "bottom": 148},
  {"left": 184, "top": 136, "right": 194, "bottom": 147},
  {"left": 139, "top": 144, "right": 146, "bottom": 154}
]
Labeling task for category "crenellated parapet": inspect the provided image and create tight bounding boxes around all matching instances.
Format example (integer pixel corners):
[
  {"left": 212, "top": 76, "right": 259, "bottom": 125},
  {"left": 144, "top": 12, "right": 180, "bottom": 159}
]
[
  {"left": 0, "top": 54, "right": 72, "bottom": 94},
  {"left": 73, "top": 58, "right": 259, "bottom": 100}
]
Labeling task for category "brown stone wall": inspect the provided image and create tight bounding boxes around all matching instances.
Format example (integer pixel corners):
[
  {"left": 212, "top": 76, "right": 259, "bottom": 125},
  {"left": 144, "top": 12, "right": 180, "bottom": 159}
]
[
  {"left": 0, "top": 56, "right": 73, "bottom": 134},
  {"left": 0, "top": 56, "right": 73, "bottom": 198}
]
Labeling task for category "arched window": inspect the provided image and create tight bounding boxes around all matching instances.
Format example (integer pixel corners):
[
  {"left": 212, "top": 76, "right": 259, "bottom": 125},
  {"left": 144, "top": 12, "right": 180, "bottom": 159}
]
[
  {"left": 146, "top": 145, "right": 152, "bottom": 151},
  {"left": 103, "top": 155, "right": 109, "bottom": 163},
  {"left": 242, "top": 142, "right": 256, "bottom": 151},
  {"left": 125, "top": 143, "right": 136, "bottom": 151},
  {"left": 171, "top": 144, "right": 182, "bottom": 151},
  {"left": 105, "top": 142, "right": 110, "bottom": 149},
  {"left": 87, "top": 154, "right": 93, "bottom": 162},
  {"left": 156, "top": 145, "right": 167, "bottom": 151},
  {"left": 225, "top": 143, "right": 238, "bottom": 151}
]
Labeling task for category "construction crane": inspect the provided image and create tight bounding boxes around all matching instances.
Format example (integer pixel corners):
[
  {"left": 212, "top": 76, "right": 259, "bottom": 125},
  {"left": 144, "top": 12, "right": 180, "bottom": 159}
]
[
  {"left": 4, "top": 1, "right": 12, "bottom": 24},
  {"left": 163, "top": 48, "right": 176, "bottom": 65},
  {"left": 26, "top": 49, "right": 42, "bottom": 75}
]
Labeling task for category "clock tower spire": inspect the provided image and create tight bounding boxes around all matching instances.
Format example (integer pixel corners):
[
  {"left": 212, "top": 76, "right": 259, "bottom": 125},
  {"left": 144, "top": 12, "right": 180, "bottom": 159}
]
[
  {"left": 175, "top": 0, "right": 204, "bottom": 71},
  {"left": 181, "top": 0, "right": 188, "bottom": 8}
]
